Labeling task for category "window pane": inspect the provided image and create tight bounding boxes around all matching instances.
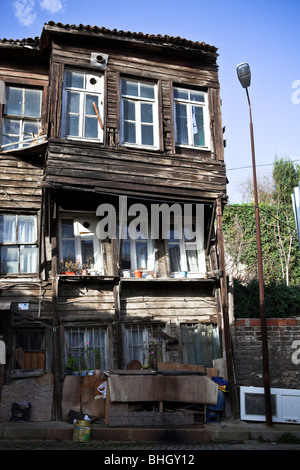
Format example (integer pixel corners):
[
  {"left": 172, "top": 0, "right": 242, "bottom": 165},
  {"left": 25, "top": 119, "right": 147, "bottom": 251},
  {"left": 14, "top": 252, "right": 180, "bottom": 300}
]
[
  {"left": 1, "top": 246, "right": 18, "bottom": 273},
  {"left": 122, "top": 240, "right": 131, "bottom": 269},
  {"left": 0, "top": 215, "right": 16, "bottom": 243},
  {"left": 140, "top": 84, "right": 154, "bottom": 99},
  {"left": 175, "top": 103, "right": 188, "bottom": 144},
  {"left": 122, "top": 80, "right": 138, "bottom": 97},
  {"left": 5, "top": 87, "right": 23, "bottom": 116},
  {"left": 136, "top": 241, "right": 148, "bottom": 269},
  {"left": 20, "top": 245, "right": 38, "bottom": 273},
  {"left": 2, "top": 119, "right": 20, "bottom": 135},
  {"left": 192, "top": 106, "right": 205, "bottom": 146},
  {"left": 65, "top": 115, "right": 79, "bottom": 136},
  {"left": 24, "top": 89, "right": 41, "bottom": 118},
  {"left": 18, "top": 215, "right": 36, "bottom": 243},
  {"left": 141, "top": 103, "right": 153, "bottom": 123},
  {"left": 61, "top": 219, "right": 74, "bottom": 238},
  {"left": 123, "top": 100, "right": 135, "bottom": 121},
  {"left": 186, "top": 245, "right": 199, "bottom": 272},
  {"left": 65, "top": 71, "right": 84, "bottom": 89},
  {"left": 124, "top": 122, "right": 136, "bottom": 143},
  {"left": 174, "top": 88, "right": 188, "bottom": 100},
  {"left": 62, "top": 240, "right": 76, "bottom": 263},
  {"left": 141, "top": 125, "right": 153, "bottom": 146},
  {"left": 168, "top": 242, "right": 181, "bottom": 272},
  {"left": 85, "top": 117, "right": 98, "bottom": 139},
  {"left": 66, "top": 92, "right": 80, "bottom": 114},
  {"left": 81, "top": 239, "right": 94, "bottom": 267},
  {"left": 85, "top": 94, "right": 97, "bottom": 116},
  {"left": 23, "top": 122, "right": 40, "bottom": 141},
  {"left": 1, "top": 135, "right": 19, "bottom": 150},
  {"left": 190, "top": 92, "right": 205, "bottom": 103}
]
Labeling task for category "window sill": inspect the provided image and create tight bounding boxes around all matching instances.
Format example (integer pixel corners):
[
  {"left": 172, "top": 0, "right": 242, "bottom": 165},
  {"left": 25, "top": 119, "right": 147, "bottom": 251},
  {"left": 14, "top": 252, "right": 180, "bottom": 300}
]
[{"left": 10, "top": 369, "right": 45, "bottom": 379}]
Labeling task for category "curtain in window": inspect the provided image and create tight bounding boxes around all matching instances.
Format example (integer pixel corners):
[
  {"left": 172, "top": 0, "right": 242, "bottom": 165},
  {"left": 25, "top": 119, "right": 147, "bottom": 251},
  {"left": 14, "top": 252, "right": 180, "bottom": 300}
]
[{"left": 181, "top": 324, "right": 221, "bottom": 367}]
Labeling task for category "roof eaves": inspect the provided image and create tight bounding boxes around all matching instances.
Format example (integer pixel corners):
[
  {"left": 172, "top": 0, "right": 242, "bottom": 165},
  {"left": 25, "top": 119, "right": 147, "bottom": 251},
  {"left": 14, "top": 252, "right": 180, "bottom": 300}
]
[{"left": 43, "top": 22, "right": 218, "bottom": 55}]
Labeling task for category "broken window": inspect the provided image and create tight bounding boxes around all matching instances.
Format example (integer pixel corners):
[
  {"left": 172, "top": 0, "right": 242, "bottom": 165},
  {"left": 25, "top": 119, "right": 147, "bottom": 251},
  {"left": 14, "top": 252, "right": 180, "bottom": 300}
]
[
  {"left": 0, "top": 214, "right": 38, "bottom": 275},
  {"left": 62, "top": 70, "right": 104, "bottom": 141},
  {"left": 173, "top": 87, "right": 210, "bottom": 149},
  {"left": 181, "top": 323, "right": 221, "bottom": 367},
  {"left": 13, "top": 328, "right": 45, "bottom": 369},
  {"left": 120, "top": 78, "right": 159, "bottom": 148},
  {"left": 58, "top": 215, "right": 103, "bottom": 274},
  {"left": 1, "top": 86, "right": 42, "bottom": 150}
]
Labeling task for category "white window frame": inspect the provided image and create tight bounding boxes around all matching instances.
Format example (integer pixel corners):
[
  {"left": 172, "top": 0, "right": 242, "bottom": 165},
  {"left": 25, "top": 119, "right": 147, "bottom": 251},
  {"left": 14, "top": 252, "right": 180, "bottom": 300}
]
[
  {"left": 173, "top": 86, "right": 210, "bottom": 150},
  {"left": 61, "top": 69, "right": 104, "bottom": 142},
  {"left": 0, "top": 214, "right": 38, "bottom": 275},
  {"left": 120, "top": 78, "right": 159, "bottom": 149},
  {"left": 166, "top": 205, "right": 206, "bottom": 277},
  {"left": 58, "top": 214, "right": 103, "bottom": 274},
  {"left": 119, "top": 220, "right": 155, "bottom": 273},
  {"left": 1, "top": 86, "right": 42, "bottom": 150}
]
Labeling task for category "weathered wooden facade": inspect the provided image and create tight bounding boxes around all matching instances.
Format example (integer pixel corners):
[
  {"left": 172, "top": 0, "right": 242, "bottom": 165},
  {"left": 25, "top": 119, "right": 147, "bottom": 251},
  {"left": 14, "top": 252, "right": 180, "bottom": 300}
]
[{"left": 0, "top": 23, "right": 237, "bottom": 421}]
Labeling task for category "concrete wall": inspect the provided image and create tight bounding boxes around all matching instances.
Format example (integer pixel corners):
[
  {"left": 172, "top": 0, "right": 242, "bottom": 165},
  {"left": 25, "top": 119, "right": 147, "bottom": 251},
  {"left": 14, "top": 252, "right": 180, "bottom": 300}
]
[{"left": 231, "top": 318, "right": 300, "bottom": 389}]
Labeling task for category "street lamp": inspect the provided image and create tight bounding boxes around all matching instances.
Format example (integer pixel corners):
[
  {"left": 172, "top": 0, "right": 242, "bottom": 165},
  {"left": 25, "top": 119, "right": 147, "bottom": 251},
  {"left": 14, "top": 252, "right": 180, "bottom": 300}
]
[{"left": 236, "top": 62, "right": 273, "bottom": 426}]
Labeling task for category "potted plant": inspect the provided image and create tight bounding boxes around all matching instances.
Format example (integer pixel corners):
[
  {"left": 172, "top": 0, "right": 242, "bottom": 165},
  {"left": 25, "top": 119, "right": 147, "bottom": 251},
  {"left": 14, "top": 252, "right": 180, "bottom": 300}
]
[
  {"left": 60, "top": 256, "right": 81, "bottom": 275},
  {"left": 134, "top": 267, "right": 143, "bottom": 278},
  {"left": 65, "top": 357, "right": 77, "bottom": 375}
]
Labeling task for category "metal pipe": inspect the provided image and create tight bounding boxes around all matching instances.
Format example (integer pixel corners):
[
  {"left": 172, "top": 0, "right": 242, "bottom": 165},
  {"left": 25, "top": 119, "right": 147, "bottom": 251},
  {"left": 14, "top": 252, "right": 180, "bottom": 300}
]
[{"left": 246, "top": 88, "right": 272, "bottom": 426}]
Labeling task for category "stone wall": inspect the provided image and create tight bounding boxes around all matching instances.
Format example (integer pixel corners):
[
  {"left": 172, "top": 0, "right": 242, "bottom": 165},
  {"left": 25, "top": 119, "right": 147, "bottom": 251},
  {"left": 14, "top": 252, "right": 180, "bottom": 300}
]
[{"left": 231, "top": 318, "right": 300, "bottom": 389}]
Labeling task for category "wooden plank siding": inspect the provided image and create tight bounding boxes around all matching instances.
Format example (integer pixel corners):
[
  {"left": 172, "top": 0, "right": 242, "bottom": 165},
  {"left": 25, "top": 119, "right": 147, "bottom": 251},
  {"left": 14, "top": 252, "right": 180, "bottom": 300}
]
[
  {"left": 0, "top": 153, "right": 44, "bottom": 211},
  {"left": 45, "top": 140, "right": 227, "bottom": 202},
  {"left": 44, "top": 40, "right": 226, "bottom": 203},
  {"left": 120, "top": 281, "right": 217, "bottom": 321},
  {"left": 57, "top": 280, "right": 115, "bottom": 322}
]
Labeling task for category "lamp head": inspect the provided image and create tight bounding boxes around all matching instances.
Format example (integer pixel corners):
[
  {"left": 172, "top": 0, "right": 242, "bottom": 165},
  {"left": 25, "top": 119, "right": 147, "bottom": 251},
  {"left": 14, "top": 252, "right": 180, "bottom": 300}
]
[{"left": 237, "top": 62, "right": 251, "bottom": 88}]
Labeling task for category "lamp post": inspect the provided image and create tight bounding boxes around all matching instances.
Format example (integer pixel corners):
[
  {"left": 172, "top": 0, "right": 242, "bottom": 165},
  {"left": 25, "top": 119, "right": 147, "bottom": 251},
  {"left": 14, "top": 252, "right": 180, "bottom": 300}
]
[{"left": 236, "top": 63, "right": 272, "bottom": 426}]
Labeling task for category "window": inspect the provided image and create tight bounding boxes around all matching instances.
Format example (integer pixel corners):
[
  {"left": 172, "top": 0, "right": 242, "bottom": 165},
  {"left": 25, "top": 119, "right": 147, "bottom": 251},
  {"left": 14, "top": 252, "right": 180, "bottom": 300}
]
[
  {"left": 13, "top": 328, "right": 45, "bottom": 369},
  {"left": 166, "top": 205, "right": 206, "bottom": 276},
  {"left": 181, "top": 323, "right": 221, "bottom": 367},
  {"left": 1, "top": 86, "right": 42, "bottom": 150},
  {"left": 0, "top": 214, "right": 38, "bottom": 274},
  {"left": 120, "top": 78, "right": 159, "bottom": 148},
  {"left": 59, "top": 215, "right": 103, "bottom": 274},
  {"left": 62, "top": 70, "right": 104, "bottom": 141},
  {"left": 119, "top": 221, "right": 154, "bottom": 273},
  {"left": 125, "top": 325, "right": 164, "bottom": 367},
  {"left": 173, "top": 87, "right": 210, "bottom": 149},
  {"left": 65, "top": 327, "right": 108, "bottom": 370}
]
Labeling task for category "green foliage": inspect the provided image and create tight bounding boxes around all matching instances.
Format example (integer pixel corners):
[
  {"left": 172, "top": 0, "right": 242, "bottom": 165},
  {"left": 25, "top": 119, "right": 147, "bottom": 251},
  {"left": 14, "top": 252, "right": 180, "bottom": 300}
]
[
  {"left": 223, "top": 156, "right": 300, "bottom": 317},
  {"left": 233, "top": 279, "right": 300, "bottom": 318}
]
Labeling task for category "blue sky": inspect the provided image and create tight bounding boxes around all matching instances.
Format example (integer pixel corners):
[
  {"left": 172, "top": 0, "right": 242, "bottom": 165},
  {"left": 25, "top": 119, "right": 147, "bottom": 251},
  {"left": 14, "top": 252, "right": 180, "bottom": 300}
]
[{"left": 0, "top": 0, "right": 299, "bottom": 203}]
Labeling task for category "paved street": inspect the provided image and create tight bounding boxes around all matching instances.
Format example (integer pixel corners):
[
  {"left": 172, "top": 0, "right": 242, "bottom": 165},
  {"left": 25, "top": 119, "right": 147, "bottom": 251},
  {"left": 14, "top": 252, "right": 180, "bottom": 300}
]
[{"left": 0, "top": 439, "right": 299, "bottom": 451}]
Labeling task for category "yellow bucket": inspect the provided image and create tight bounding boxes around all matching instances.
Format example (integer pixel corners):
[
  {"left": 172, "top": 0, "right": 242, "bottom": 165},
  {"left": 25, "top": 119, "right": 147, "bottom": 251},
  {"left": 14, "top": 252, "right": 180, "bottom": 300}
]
[{"left": 73, "top": 419, "right": 91, "bottom": 442}]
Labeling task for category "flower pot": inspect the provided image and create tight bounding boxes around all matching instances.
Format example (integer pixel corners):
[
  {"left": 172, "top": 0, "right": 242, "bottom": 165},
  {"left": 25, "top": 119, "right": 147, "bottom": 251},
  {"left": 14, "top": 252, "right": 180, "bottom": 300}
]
[{"left": 134, "top": 271, "right": 142, "bottom": 278}]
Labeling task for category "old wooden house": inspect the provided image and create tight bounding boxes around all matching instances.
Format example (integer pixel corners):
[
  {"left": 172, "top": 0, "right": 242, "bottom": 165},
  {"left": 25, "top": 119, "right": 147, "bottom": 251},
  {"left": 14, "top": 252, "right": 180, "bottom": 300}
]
[{"left": 0, "top": 22, "right": 236, "bottom": 422}]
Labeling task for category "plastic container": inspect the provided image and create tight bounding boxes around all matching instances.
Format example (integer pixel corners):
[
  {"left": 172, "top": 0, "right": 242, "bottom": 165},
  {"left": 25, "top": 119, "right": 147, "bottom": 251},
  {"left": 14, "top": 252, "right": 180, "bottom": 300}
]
[{"left": 73, "top": 419, "right": 91, "bottom": 442}]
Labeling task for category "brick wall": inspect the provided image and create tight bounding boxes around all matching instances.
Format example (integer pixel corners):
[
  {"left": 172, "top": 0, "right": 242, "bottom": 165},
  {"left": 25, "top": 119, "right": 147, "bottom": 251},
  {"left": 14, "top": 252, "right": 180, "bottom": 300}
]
[{"left": 231, "top": 318, "right": 300, "bottom": 389}]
